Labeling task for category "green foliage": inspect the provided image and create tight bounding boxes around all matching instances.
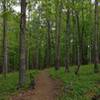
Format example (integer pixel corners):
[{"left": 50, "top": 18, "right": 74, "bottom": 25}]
[
  {"left": 49, "top": 65, "right": 100, "bottom": 100},
  {"left": 0, "top": 0, "right": 99, "bottom": 99},
  {"left": 0, "top": 70, "right": 38, "bottom": 100},
  {"left": 0, "top": 0, "right": 97, "bottom": 68}
]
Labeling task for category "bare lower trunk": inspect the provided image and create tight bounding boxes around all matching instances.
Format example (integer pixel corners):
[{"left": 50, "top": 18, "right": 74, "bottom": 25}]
[
  {"left": 35, "top": 49, "right": 39, "bottom": 68},
  {"left": 75, "top": 46, "right": 80, "bottom": 75}
]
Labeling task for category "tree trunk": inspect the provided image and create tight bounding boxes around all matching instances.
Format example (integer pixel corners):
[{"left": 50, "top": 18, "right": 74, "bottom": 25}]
[
  {"left": 55, "top": 0, "right": 62, "bottom": 70},
  {"left": 80, "top": 3, "right": 84, "bottom": 64},
  {"left": 72, "top": 2, "right": 77, "bottom": 65},
  {"left": 45, "top": 20, "right": 51, "bottom": 67},
  {"left": 65, "top": 9, "right": 70, "bottom": 72},
  {"left": 75, "top": 12, "right": 81, "bottom": 75},
  {"left": 94, "top": 0, "right": 99, "bottom": 73},
  {"left": 19, "top": 0, "right": 26, "bottom": 87},
  {"left": 3, "top": 0, "right": 8, "bottom": 78}
]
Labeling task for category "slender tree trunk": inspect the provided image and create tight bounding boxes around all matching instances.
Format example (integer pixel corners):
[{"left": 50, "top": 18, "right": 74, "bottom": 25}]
[
  {"left": 35, "top": 48, "right": 39, "bottom": 68},
  {"left": 80, "top": 3, "right": 84, "bottom": 64},
  {"left": 35, "top": 10, "right": 41, "bottom": 69},
  {"left": 72, "top": 0, "right": 77, "bottom": 65},
  {"left": 65, "top": 9, "right": 70, "bottom": 72},
  {"left": 75, "top": 12, "right": 81, "bottom": 75},
  {"left": 19, "top": 0, "right": 26, "bottom": 87},
  {"left": 35, "top": 26, "right": 39, "bottom": 69},
  {"left": 27, "top": 3, "right": 32, "bottom": 69},
  {"left": 3, "top": 0, "right": 8, "bottom": 78},
  {"left": 94, "top": 0, "right": 99, "bottom": 73},
  {"left": 45, "top": 20, "right": 51, "bottom": 67},
  {"left": 55, "top": 0, "right": 62, "bottom": 70}
]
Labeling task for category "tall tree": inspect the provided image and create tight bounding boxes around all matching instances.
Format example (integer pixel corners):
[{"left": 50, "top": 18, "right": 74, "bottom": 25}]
[
  {"left": 55, "top": 0, "right": 62, "bottom": 70},
  {"left": 94, "top": 0, "right": 99, "bottom": 73},
  {"left": 64, "top": 8, "right": 70, "bottom": 72},
  {"left": 44, "top": 19, "right": 51, "bottom": 67},
  {"left": 43, "top": 0, "right": 52, "bottom": 68},
  {"left": 19, "top": 0, "right": 26, "bottom": 87},
  {"left": 75, "top": 11, "right": 81, "bottom": 75},
  {"left": 80, "top": 1, "right": 84, "bottom": 64},
  {"left": 3, "top": 0, "right": 8, "bottom": 78}
]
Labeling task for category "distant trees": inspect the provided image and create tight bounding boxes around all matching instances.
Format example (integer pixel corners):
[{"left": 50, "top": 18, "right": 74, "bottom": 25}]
[{"left": 0, "top": 0, "right": 99, "bottom": 78}]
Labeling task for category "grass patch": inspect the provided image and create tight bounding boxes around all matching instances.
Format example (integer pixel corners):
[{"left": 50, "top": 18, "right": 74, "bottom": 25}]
[
  {"left": 0, "top": 70, "right": 38, "bottom": 100},
  {"left": 49, "top": 65, "right": 100, "bottom": 100}
]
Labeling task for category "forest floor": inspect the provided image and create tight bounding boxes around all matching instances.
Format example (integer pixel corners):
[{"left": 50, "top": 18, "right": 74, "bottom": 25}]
[
  {"left": 49, "top": 65, "right": 100, "bottom": 100},
  {"left": 11, "top": 69, "right": 62, "bottom": 100}
]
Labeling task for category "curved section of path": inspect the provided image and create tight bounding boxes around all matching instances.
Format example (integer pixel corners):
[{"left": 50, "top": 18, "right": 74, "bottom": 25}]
[{"left": 11, "top": 69, "right": 61, "bottom": 100}]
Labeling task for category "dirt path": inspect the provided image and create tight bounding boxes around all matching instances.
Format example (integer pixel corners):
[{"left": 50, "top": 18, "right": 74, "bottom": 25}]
[{"left": 11, "top": 69, "right": 61, "bottom": 100}]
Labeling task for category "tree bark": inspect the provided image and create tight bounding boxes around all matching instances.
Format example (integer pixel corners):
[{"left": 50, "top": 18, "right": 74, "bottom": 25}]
[
  {"left": 94, "top": 0, "right": 99, "bottom": 73},
  {"left": 19, "top": 0, "right": 26, "bottom": 87},
  {"left": 55, "top": 0, "right": 62, "bottom": 70},
  {"left": 65, "top": 9, "right": 70, "bottom": 72},
  {"left": 45, "top": 20, "right": 51, "bottom": 67},
  {"left": 75, "top": 12, "right": 81, "bottom": 75},
  {"left": 80, "top": 2, "right": 84, "bottom": 64},
  {"left": 3, "top": 0, "right": 8, "bottom": 78}
]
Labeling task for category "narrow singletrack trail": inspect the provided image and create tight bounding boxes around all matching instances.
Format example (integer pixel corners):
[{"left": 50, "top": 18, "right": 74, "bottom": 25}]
[{"left": 11, "top": 69, "right": 61, "bottom": 100}]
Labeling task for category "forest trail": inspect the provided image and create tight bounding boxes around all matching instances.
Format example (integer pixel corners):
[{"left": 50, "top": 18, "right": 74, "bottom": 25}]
[{"left": 11, "top": 69, "right": 61, "bottom": 100}]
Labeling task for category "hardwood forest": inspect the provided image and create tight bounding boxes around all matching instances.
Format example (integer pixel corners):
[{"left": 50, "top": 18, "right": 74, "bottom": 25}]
[{"left": 0, "top": 0, "right": 100, "bottom": 100}]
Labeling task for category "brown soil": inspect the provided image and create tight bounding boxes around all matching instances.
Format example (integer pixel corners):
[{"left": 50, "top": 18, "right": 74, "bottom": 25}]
[{"left": 10, "top": 69, "right": 61, "bottom": 100}]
